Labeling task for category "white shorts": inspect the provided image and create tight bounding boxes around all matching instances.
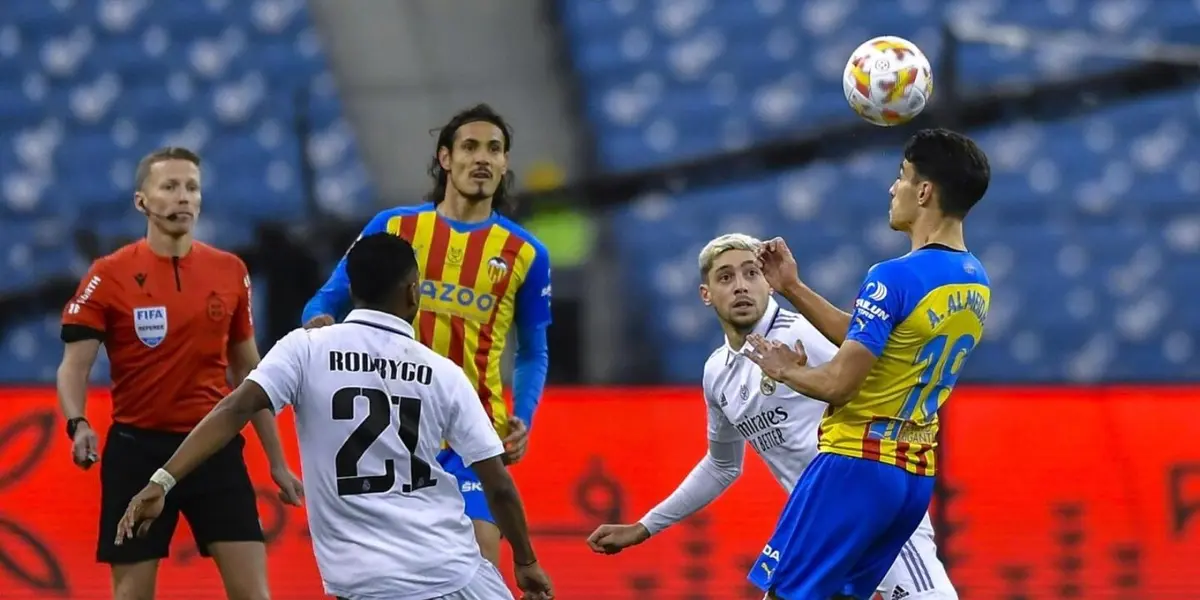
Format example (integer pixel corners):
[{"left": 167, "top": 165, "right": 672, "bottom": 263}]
[
  {"left": 877, "top": 512, "right": 957, "bottom": 599},
  {"left": 433, "top": 562, "right": 513, "bottom": 600}
]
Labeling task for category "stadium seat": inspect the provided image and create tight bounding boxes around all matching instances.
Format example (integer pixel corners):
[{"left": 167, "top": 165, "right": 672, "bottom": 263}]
[
  {"left": 610, "top": 88, "right": 1200, "bottom": 382},
  {"left": 559, "top": 0, "right": 1200, "bottom": 171},
  {"left": 0, "top": 0, "right": 371, "bottom": 382}
]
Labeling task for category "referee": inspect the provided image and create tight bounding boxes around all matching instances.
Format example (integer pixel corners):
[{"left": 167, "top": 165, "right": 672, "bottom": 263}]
[{"left": 56, "top": 147, "right": 303, "bottom": 600}]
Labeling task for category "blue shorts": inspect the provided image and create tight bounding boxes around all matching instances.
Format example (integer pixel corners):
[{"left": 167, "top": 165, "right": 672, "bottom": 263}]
[
  {"left": 748, "top": 453, "right": 934, "bottom": 600},
  {"left": 438, "top": 449, "right": 494, "bottom": 524}
]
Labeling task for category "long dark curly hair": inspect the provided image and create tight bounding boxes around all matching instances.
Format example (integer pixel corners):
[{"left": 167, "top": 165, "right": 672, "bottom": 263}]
[{"left": 425, "top": 104, "right": 517, "bottom": 214}]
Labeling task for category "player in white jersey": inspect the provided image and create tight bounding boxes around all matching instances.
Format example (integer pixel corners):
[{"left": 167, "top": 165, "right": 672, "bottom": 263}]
[
  {"left": 114, "top": 233, "right": 554, "bottom": 600},
  {"left": 586, "top": 234, "right": 955, "bottom": 600}
]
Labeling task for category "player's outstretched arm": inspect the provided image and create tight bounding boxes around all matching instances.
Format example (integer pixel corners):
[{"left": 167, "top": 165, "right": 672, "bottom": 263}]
[
  {"left": 113, "top": 380, "right": 274, "bottom": 543},
  {"left": 163, "top": 382, "right": 272, "bottom": 483},
  {"left": 302, "top": 211, "right": 393, "bottom": 327},
  {"left": 588, "top": 439, "right": 744, "bottom": 554},
  {"left": 759, "top": 238, "right": 851, "bottom": 345},
  {"left": 474, "top": 457, "right": 537, "bottom": 563},
  {"left": 444, "top": 365, "right": 554, "bottom": 596},
  {"left": 473, "top": 456, "right": 554, "bottom": 597},
  {"left": 775, "top": 279, "right": 852, "bottom": 346},
  {"left": 749, "top": 259, "right": 913, "bottom": 405},
  {"left": 746, "top": 335, "right": 877, "bottom": 406}
]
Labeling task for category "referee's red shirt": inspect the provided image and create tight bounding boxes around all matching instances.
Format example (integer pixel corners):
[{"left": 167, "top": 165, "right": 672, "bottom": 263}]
[{"left": 61, "top": 239, "right": 255, "bottom": 432}]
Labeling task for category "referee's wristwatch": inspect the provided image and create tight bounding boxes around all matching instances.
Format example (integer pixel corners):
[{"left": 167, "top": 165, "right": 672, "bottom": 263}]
[{"left": 66, "top": 417, "right": 90, "bottom": 440}]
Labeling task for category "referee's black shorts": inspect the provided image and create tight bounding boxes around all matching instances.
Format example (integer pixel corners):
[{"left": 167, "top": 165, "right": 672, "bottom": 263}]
[{"left": 97, "top": 422, "right": 264, "bottom": 564}]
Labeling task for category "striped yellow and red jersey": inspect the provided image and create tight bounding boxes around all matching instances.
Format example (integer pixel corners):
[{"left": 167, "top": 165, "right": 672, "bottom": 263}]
[
  {"left": 303, "top": 202, "right": 552, "bottom": 433},
  {"left": 819, "top": 245, "right": 989, "bottom": 476}
]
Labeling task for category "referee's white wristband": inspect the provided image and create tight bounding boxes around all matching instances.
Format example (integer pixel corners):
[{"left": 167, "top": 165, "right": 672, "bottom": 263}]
[{"left": 149, "top": 468, "right": 177, "bottom": 495}]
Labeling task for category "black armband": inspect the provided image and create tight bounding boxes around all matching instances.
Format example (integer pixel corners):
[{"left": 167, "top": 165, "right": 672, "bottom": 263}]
[{"left": 61, "top": 324, "right": 105, "bottom": 343}]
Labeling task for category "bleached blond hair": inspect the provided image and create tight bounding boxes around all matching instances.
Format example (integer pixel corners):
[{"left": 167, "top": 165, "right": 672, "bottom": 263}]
[{"left": 698, "top": 233, "right": 762, "bottom": 281}]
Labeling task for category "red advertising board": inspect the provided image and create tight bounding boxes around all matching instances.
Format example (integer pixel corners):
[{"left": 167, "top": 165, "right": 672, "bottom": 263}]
[{"left": 0, "top": 386, "right": 1197, "bottom": 599}]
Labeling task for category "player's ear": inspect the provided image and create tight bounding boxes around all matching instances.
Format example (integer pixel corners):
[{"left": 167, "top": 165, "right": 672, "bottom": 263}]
[
  {"left": 408, "top": 280, "right": 420, "bottom": 309},
  {"left": 699, "top": 284, "right": 712, "bottom": 306},
  {"left": 437, "top": 146, "right": 452, "bottom": 172},
  {"left": 133, "top": 191, "right": 147, "bottom": 214},
  {"left": 916, "top": 181, "right": 932, "bottom": 206}
]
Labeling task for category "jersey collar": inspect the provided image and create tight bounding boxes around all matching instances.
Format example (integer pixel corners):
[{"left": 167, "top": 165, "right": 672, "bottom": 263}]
[
  {"left": 724, "top": 296, "right": 781, "bottom": 362},
  {"left": 343, "top": 309, "right": 417, "bottom": 338}
]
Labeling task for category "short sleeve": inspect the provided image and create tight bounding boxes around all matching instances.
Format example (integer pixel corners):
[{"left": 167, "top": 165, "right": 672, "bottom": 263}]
[
  {"left": 703, "top": 381, "right": 742, "bottom": 443},
  {"left": 443, "top": 368, "right": 505, "bottom": 466},
  {"left": 514, "top": 245, "right": 552, "bottom": 330},
  {"left": 230, "top": 260, "right": 255, "bottom": 343},
  {"left": 845, "top": 262, "right": 912, "bottom": 357},
  {"left": 245, "top": 329, "right": 308, "bottom": 414},
  {"left": 61, "top": 261, "right": 114, "bottom": 341}
]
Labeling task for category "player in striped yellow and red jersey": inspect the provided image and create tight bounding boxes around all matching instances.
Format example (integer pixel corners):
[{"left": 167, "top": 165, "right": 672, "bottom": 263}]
[{"left": 302, "top": 105, "right": 552, "bottom": 568}]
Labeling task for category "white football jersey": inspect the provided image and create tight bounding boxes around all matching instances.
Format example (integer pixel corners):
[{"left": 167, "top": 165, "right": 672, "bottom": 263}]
[
  {"left": 247, "top": 309, "right": 505, "bottom": 600},
  {"left": 702, "top": 298, "right": 838, "bottom": 491},
  {"left": 703, "top": 299, "right": 951, "bottom": 597}
]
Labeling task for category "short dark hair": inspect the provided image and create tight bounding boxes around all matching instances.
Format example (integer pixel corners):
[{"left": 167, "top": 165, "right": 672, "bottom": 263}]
[
  {"left": 903, "top": 129, "right": 990, "bottom": 219},
  {"left": 425, "top": 103, "right": 516, "bottom": 214},
  {"left": 346, "top": 233, "right": 419, "bottom": 306},
  {"left": 135, "top": 147, "right": 201, "bottom": 191}
]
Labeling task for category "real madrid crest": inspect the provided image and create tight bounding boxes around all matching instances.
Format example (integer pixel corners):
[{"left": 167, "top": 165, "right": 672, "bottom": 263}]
[{"left": 760, "top": 372, "right": 777, "bottom": 396}]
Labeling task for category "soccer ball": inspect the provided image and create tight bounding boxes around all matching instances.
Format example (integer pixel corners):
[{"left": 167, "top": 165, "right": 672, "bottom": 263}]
[{"left": 843, "top": 36, "right": 933, "bottom": 127}]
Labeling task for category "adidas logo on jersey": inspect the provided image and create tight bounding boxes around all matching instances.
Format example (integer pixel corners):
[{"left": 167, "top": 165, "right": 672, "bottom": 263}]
[{"left": 891, "top": 585, "right": 910, "bottom": 600}]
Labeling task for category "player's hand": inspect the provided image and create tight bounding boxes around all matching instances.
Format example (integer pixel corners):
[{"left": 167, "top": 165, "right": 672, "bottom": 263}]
[
  {"left": 503, "top": 417, "right": 530, "bottom": 465},
  {"left": 114, "top": 483, "right": 167, "bottom": 545},
  {"left": 757, "top": 237, "right": 801, "bottom": 292},
  {"left": 744, "top": 334, "right": 807, "bottom": 381},
  {"left": 514, "top": 560, "right": 554, "bottom": 599},
  {"left": 271, "top": 464, "right": 305, "bottom": 506},
  {"left": 303, "top": 314, "right": 335, "bottom": 329},
  {"left": 586, "top": 523, "right": 651, "bottom": 554},
  {"left": 71, "top": 423, "right": 99, "bottom": 470}
]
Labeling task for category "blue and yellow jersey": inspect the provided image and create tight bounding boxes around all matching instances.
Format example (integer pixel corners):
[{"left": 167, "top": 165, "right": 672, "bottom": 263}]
[
  {"left": 818, "top": 245, "right": 989, "bottom": 476},
  {"left": 303, "top": 203, "right": 552, "bottom": 434}
]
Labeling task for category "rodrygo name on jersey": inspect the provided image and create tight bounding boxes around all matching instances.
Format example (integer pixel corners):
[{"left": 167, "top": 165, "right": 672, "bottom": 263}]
[{"left": 245, "top": 309, "right": 505, "bottom": 600}]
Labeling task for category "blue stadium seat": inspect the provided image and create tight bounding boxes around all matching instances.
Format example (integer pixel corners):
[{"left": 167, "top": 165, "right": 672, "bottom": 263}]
[
  {"left": 0, "top": 0, "right": 373, "bottom": 382},
  {"left": 611, "top": 89, "right": 1200, "bottom": 383},
  {"left": 559, "top": 0, "right": 1200, "bottom": 171}
]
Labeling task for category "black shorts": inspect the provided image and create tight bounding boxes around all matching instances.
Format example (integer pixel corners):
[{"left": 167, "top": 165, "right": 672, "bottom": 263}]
[{"left": 97, "top": 422, "right": 264, "bottom": 564}]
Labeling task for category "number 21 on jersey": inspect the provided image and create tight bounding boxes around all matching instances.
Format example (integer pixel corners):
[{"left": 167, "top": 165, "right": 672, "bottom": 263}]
[
  {"left": 332, "top": 386, "right": 438, "bottom": 496},
  {"left": 891, "top": 333, "right": 977, "bottom": 436}
]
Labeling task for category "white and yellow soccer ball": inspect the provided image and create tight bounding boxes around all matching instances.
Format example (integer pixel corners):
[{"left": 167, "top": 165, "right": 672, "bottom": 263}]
[{"left": 843, "top": 36, "right": 933, "bottom": 127}]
